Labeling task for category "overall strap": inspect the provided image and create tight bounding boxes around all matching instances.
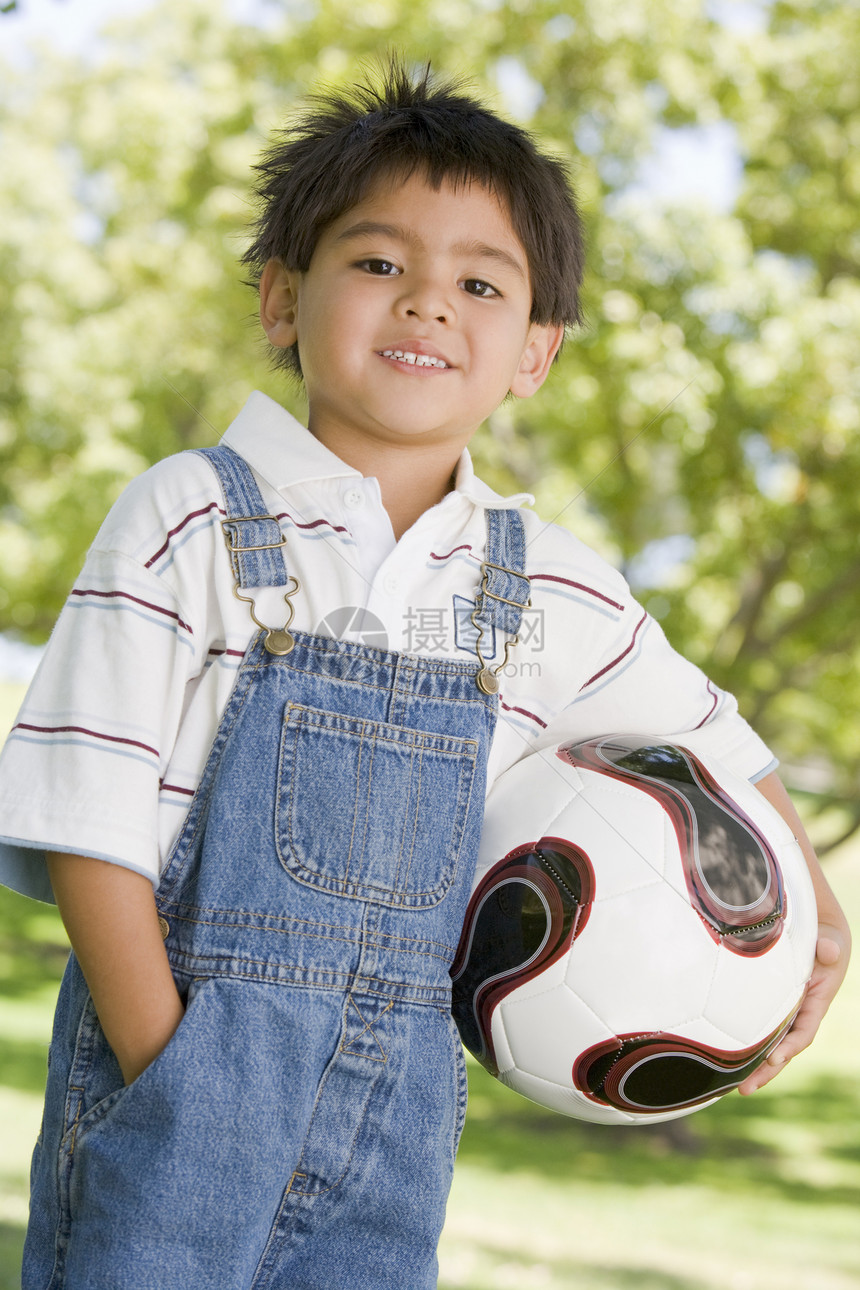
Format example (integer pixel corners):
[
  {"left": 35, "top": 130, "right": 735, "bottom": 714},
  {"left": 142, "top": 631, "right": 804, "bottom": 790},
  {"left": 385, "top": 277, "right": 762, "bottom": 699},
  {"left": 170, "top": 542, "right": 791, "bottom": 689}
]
[
  {"left": 195, "top": 445, "right": 290, "bottom": 589},
  {"left": 196, "top": 445, "right": 298, "bottom": 657},
  {"left": 470, "top": 507, "right": 531, "bottom": 695}
]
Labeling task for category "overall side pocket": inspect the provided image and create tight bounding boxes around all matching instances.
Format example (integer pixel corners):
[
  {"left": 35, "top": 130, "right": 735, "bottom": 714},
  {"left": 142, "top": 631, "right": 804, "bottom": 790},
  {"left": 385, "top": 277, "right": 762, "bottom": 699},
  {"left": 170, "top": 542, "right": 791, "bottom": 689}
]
[
  {"left": 60, "top": 974, "right": 197, "bottom": 1166},
  {"left": 440, "top": 1007, "right": 470, "bottom": 1168}
]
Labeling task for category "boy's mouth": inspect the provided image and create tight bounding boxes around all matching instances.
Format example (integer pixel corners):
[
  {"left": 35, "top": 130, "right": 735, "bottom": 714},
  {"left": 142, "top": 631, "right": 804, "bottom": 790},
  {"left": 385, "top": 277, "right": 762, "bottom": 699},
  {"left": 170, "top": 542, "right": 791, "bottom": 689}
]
[{"left": 379, "top": 348, "right": 451, "bottom": 370}]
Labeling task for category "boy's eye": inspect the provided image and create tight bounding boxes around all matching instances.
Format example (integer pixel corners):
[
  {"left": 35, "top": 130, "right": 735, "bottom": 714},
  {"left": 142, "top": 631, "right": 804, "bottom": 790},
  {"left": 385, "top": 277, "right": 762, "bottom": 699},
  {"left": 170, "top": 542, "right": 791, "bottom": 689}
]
[
  {"left": 358, "top": 258, "right": 400, "bottom": 276},
  {"left": 462, "top": 278, "right": 500, "bottom": 298}
]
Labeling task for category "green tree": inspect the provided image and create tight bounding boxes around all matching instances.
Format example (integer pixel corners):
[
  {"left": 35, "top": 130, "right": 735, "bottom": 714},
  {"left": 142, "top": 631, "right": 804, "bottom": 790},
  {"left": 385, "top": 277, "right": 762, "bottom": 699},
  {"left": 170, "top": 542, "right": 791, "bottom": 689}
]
[
  {"left": 479, "top": 0, "right": 860, "bottom": 836},
  {"left": 1, "top": 0, "right": 857, "bottom": 837}
]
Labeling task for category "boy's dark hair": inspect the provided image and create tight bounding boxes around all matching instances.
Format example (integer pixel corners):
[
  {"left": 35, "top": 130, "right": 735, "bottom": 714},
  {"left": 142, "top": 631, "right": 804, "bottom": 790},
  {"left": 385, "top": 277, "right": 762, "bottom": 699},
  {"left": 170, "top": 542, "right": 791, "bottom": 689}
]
[{"left": 243, "top": 58, "right": 585, "bottom": 379}]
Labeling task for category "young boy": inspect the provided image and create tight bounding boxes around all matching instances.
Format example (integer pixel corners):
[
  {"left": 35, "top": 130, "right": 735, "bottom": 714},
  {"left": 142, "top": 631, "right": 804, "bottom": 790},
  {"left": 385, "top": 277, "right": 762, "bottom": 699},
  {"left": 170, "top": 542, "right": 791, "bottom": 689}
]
[{"left": 0, "top": 61, "right": 849, "bottom": 1290}]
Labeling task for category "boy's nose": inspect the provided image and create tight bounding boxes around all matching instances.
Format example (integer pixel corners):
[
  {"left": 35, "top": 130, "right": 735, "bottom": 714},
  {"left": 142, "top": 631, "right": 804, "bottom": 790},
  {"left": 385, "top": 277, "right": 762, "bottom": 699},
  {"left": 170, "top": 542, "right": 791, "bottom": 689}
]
[
  {"left": 406, "top": 304, "right": 448, "bottom": 323},
  {"left": 397, "top": 278, "right": 455, "bottom": 325}
]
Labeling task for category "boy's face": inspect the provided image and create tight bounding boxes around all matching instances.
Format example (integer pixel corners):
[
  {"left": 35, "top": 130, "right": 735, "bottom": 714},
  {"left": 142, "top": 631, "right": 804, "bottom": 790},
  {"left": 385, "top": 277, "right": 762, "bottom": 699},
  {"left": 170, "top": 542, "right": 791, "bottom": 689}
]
[{"left": 260, "top": 172, "right": 563, "bottom": 459}]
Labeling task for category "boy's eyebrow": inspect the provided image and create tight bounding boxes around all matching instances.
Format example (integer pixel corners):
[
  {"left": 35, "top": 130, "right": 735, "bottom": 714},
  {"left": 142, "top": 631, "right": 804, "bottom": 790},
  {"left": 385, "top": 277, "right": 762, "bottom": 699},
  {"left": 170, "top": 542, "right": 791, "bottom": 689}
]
[
  {"left": 334, "top": 220, "right": 527, "bottom": 280},
  {"left": 452, "top": 238, "right": 527, "bottom": 281}
]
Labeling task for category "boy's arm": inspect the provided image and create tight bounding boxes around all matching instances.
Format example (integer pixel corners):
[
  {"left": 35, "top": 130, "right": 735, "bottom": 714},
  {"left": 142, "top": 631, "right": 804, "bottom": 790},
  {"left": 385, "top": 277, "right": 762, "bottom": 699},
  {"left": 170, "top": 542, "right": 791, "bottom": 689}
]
[
  {"left": 47, "top": 853, "right": 185, "bottom": 1086},
  {"left": 738, "top": 772, "right": 852, "bottom": 1094}
]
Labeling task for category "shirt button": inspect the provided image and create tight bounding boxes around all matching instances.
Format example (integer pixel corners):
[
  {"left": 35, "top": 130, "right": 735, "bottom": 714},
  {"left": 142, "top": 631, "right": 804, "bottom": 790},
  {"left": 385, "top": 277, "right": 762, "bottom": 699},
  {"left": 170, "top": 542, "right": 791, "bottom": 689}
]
[
  {"left": 383, "top": 574, "right": 399, "bottom": 595},
  {"left": 343, "top": 487, "right": 364, "bottom": 509}
]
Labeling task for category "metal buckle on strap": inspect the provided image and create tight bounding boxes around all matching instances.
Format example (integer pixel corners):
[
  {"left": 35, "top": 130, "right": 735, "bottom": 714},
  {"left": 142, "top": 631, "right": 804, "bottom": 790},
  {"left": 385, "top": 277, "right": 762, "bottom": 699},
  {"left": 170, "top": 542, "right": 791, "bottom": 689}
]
[
  {"left": 470, "top": 560, "right": 531, "bottom": 695},
  {"left": 220, "top": 517, "right": 300, "bottom": 656},
  {"left": 220, "top": 515, "right": 288, "bottom": 554},
  {"left": 476, "top": 559, "right": 532, "bottom": 608}
]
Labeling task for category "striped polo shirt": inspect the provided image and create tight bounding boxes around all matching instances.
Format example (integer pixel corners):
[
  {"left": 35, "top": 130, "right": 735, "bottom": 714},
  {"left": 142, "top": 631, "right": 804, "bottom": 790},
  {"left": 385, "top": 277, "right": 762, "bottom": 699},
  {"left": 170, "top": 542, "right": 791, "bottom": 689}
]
[{"left": 0, "top": 392, "right": 774, "bottom": 902}]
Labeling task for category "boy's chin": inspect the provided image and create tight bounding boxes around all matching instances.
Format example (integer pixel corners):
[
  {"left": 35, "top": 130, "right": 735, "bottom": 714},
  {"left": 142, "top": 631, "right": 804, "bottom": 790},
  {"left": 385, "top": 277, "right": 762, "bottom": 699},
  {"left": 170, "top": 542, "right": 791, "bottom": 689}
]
[
  {"left": 336, "top": 406, "right": 481, "bottom": 446},
  {"left": 366, "top": 420, "right": 476, "bottom": 447}
]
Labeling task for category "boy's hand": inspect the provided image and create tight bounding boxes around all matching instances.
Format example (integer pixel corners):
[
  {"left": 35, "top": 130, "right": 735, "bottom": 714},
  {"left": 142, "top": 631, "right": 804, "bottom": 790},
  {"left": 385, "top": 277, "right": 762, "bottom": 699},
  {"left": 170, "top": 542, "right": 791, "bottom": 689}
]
[
  {"left": 738, "top": 924, "right": 849, "bottom": 1095},
  {"left": 737, "top": 770, "right": 852, "bottom": 1095},
  {"left": 47, "top": 851, "right": 186, "bottom": 1087},
  {"left": 115, "top": 990, "right": 186, "bottom": 1086}
]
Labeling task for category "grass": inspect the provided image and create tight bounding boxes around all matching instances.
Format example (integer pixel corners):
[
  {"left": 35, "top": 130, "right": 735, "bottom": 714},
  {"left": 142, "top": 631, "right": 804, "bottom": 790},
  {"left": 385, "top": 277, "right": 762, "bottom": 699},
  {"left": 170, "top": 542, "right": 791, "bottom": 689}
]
[{"left": 0, "top": 675, "right": 857, "bottom": 1288}]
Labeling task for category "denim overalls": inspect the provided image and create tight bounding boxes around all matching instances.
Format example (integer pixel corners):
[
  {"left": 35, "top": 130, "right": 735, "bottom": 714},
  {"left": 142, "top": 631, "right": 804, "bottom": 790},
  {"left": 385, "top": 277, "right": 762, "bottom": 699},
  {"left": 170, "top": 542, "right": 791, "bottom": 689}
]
[{"left": 25, "top": 446, "right": 530, "bottom": 1290}]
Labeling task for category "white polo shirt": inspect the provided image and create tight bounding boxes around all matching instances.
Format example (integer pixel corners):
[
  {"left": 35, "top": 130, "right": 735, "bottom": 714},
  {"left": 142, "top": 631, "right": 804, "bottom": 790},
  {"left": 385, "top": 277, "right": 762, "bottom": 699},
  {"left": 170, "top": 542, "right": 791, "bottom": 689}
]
[{"left": 0, "top": 392, "right": 774, "bottom": 902}]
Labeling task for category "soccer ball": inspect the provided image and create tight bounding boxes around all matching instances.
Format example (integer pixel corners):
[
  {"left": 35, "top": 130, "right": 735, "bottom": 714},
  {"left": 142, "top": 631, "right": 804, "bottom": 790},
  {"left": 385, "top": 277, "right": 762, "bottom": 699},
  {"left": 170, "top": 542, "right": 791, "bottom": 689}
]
[{"left": 452, "top": 735, "right": 818, "bottom": 1125}]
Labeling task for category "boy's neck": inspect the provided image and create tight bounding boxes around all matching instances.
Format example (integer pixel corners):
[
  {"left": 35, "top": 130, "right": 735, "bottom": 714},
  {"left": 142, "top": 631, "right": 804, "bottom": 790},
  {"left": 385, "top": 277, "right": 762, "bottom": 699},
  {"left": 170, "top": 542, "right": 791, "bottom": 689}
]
[
  {"left": 311, "top": 427, "right": 463, "bottom": 540},
  {"left": 380, "top": 459, "right": 458, "bottom": 541}
]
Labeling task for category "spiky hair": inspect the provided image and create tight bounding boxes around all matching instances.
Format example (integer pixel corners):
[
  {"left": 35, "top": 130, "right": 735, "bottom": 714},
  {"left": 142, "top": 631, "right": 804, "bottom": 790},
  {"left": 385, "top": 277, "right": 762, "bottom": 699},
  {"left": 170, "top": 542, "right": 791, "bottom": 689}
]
[{"left": 243, "top": 58, "right": 585, "bottom": 378}]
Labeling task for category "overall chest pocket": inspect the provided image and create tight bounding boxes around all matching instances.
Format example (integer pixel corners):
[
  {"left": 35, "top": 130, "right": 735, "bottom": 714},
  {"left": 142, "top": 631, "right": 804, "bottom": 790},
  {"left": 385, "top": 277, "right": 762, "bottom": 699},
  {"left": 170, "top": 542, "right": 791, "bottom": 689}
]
[{"left": 276, "top": 703, "right": 478, "bottom": 908}]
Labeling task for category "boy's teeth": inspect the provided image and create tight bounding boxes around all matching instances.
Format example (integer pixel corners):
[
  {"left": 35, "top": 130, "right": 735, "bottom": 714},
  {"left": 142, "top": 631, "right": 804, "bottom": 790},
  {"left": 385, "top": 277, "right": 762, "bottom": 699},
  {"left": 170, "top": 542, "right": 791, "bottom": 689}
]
[{"left": 382, "top": 349, "right": 448, "bottom": 368}]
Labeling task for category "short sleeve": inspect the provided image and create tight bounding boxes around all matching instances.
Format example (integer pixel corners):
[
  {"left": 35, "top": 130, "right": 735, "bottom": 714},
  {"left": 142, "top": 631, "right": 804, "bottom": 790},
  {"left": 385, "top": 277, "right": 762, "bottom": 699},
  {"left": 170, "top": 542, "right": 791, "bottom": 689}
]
[
  {"left": 532, "top": 605, "right": 776, "bottom": 782},
  {"left": 0, "top": 545, "right": 198, "bottom": 902}
]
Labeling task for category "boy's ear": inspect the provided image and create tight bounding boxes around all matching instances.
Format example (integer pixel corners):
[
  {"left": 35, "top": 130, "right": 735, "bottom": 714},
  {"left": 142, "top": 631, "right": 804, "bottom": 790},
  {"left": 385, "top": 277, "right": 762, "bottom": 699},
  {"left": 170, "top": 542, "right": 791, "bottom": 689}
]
[
  {"left": 509, "top": 323, "right": 565, "bottom": 399},
  {"left": 259, "top": 259, "right": 301, "bottom": 349}
]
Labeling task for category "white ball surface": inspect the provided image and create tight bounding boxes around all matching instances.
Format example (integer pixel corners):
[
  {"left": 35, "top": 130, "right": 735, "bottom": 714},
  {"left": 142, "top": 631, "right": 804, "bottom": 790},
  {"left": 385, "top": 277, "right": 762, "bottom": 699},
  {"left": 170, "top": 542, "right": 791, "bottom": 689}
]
[{"left": 451, "top": 736, "right": 817, "bottom": 1124}]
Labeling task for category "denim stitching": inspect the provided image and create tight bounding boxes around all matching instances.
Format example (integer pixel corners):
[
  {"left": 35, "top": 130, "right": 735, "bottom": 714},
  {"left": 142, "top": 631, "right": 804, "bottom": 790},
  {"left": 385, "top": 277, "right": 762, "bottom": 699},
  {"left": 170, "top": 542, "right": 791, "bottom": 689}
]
[
  {"left": 271, "top": 1002, "right": 390, "bottom": 1207},
  {"left": 347, "top": 719, "right": 367, "bottom": 888},
  {"left": 159, "top": 911, "right": 455, "bottom": 962},
  {"left": 158, "top": 647, "right": 268, "bottom": 900},
  {"left": 158, "top": 903, "right": 453, "bottom": 954},
  {"left": 154, "top": 954, "right": 452, "bottom": 1001},
  {"left": 276, "top": 661, "right": 495, "bottom": 704},
  {"left": 286, "top": 703, "right": 478, "bottom": 753},
  {"left": 235, "top": 970, "right": 445, "bottom": 1005},
  {"left": 438, "top": 1008, "right": 469, "bottom": 1168},
  {"left": 166, "top": 917, "right": 363, "bottom": 948},
  {"left": 160, "top": 907, "right": 362, "bottom": 937},
  {"left": 281, "top": 714, "right": 475, "bottom": 902},
  {"left": 400, "top": 740, "right": 421, "bottom": 894},
  {"left": 276, "top": 634, "right": 483, "bottom": 674},
  {"left": 339, "top": 997, "right": 394, "bottom": 1062}
]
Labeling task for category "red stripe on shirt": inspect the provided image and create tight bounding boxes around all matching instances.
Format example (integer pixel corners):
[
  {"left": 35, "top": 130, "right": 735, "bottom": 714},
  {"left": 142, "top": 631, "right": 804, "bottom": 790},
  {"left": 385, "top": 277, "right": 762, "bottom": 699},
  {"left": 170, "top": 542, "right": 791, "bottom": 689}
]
[
  {"left": 430, "top": 544, "right": 476, "bottom": 562},
  {"left": 275, "top": 510, "right": 350, "bottom": 536},
  {"left": 145, "top": 502, "right": 349, "bottom": 571},
  {"left": 582, "top": 611, "right": 648, "bottom": 689},
  {"left": 70, "top": 588, "right": 192, "bottom": 635},
  {"left": 529, "top": 573, "right": 625, "bottom": 611},
  {"left": 499, "top": 700, "right": 547, "bottom": 729},
  {"left": 694, "top": 680, "right": 720, "bottom": 728},
  {"left": 13, "top": 722, "right": 159, "bottom": 758},
  {"left": 145, "top": 501, "right": 224, "bottom": 568}
]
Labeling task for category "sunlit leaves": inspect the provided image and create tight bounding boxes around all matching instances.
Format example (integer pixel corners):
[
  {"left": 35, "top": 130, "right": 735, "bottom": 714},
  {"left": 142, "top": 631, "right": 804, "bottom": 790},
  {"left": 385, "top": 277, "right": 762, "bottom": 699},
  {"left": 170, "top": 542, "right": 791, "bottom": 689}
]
[{"left": 0, "top": 0, "right": 857, "bottom": 829}]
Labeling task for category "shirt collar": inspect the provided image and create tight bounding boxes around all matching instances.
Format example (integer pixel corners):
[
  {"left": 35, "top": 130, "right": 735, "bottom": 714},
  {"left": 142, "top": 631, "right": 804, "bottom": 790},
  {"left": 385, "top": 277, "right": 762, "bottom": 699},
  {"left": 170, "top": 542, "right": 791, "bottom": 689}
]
[
  {"left": 220, "top": 391, "right": 362, "bottom": 490},
  {"left": 221, "top": 390, "right": 534, "bottom": 510},
  {"left": 451, "top": 448, "right": 534, "bottom": 510}
]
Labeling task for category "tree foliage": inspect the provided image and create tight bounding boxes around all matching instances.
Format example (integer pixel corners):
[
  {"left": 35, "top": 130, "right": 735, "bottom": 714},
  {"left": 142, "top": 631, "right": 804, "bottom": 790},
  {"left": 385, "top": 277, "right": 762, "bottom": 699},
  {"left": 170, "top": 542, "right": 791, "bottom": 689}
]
[{"left": 1, "top": 0, "right": 857, "bottom": 834}]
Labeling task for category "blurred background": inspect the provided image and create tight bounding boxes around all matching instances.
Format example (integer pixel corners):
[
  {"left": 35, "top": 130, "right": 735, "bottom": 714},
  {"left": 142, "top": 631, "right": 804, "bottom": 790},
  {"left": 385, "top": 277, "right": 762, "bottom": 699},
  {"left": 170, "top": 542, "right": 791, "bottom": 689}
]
[{"left": 0, "top": 1, "right": 857, "bottom": 1286}]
